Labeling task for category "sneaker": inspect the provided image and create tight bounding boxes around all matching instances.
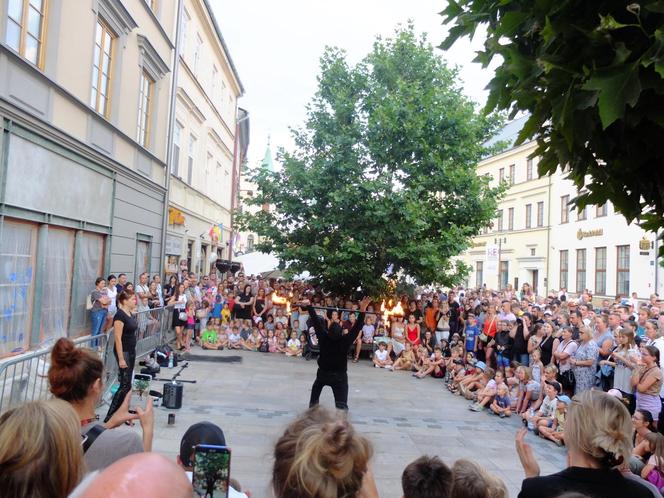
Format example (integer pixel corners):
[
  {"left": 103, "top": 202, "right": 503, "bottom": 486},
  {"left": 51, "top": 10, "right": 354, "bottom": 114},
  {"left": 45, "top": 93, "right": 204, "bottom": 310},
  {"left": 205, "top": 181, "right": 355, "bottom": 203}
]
[
  {"left": 386, "top": 365, "right": 393, "bottom": 370},
  {"left": 554, "top": 439, "right": 564, "bottom": 447},
  {"left": 470, "top": 404, "right": 483, "bottom": 412},
  {"left": 375, "top": 364, "right": 380, "bottom": 368},
  {"left": 499, "top": 412, "right": 506, "bottom": 418}
]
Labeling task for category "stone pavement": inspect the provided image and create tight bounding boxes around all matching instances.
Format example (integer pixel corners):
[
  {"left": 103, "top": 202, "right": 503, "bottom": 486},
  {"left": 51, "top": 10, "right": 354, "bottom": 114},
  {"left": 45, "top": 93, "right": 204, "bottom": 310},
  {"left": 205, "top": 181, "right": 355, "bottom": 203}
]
[{"left": 142, "top": 349, "right": 567, "bottom": 497}]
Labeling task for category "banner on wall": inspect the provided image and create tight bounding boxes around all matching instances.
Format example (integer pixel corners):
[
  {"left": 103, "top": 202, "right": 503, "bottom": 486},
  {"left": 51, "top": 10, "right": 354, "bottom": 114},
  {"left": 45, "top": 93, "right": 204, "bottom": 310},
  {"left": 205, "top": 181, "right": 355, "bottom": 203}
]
[{"left": 485, "top": 244, "right": 499, "bottom": 273}]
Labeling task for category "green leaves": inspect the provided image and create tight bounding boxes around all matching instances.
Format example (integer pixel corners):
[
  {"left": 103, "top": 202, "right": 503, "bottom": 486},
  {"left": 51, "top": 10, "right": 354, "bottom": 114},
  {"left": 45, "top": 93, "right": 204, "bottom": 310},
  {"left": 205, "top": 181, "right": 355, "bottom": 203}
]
[
  {"left": 441, "top": 0, "right": 664, "bottom": 255},
  {"left": 238, "top": 26, "right": 502, "bottom": 295},
  {"left": 583, "top": 68, "right": 641, "bottom": 128}
]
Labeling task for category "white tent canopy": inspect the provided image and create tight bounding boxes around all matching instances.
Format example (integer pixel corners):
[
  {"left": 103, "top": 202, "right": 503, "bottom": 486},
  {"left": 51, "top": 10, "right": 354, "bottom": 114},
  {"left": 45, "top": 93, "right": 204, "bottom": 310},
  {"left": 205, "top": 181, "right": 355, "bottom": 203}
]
[{"left": 233, "top": 252, "right": 279, "bottom": 276}]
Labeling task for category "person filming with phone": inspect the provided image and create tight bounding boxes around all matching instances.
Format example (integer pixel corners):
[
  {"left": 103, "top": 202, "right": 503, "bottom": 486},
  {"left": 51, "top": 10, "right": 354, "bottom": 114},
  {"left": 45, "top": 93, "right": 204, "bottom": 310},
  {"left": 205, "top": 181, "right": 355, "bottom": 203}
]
[{"left": 298, "top": 296, "right": 370, "bottom": 410}]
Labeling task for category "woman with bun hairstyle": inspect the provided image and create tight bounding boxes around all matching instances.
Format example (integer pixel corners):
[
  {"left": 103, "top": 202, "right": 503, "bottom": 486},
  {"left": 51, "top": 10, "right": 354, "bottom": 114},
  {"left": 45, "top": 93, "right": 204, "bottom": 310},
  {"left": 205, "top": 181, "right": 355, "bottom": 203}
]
[
  {"left": 48, "top": 337, "right": 153, "bottom": 471},
  {"left": 516, "top": 390, "right": 652, "bottom": 498},
  {"left": 272, "top": 405, "right": 378, "bottom": 498},
  {"left": 0, "top": 399, "right": 83, "bottom": 498},
  {"left": 104, "top": 290, "right": 140, "bottom": 422}
]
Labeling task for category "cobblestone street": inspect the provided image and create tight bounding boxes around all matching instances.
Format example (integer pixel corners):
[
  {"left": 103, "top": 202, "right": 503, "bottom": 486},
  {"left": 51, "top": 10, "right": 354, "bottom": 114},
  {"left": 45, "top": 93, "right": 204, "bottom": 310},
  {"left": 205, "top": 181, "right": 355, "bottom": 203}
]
[{"left": 142, "top": 349, "right": 567, "bottom": 497}]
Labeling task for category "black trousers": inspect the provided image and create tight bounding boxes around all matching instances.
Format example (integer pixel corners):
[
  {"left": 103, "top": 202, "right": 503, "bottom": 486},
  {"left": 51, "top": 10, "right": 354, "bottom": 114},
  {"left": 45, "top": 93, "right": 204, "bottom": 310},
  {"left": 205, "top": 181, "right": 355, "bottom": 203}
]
[
  {"left": 104, "top": 348, "right": 136, "bottom": 422},
  {"left": 309, "top": 368, "right": 349, "bottom": 410}
]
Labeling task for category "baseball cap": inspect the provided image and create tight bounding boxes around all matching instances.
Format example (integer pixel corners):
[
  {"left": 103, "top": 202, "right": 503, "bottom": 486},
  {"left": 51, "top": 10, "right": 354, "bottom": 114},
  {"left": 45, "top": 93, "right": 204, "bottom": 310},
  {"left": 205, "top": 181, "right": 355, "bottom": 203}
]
[
  {"left": 545, "top": 379, "right": 562, "bottom": 393},
  {"left": 475, "top": 361, "right": 487, "bottom": 371},
  {"left": 607, "top": 388, "right": 623, "bottom": 399},
  {"left": 557, "top": 395, "right": 572, "bottom": 405},
  {"left": 179, "top": 421, "right": 226, "bottom": 467},
  {"left": 544, "top": 310, "right": 553, "bottom": 316}
]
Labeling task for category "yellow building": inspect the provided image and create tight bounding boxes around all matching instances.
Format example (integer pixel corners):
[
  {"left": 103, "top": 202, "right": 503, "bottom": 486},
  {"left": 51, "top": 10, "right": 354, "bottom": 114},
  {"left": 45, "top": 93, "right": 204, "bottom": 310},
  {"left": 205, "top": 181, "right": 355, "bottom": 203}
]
[
  {"left": 0, "top": 0, "right": 175, "bottom": 351},
  {"left": 165, "top": 0, "right": 244, "bottom": 277},
  {"left": 459, "top": 116, "right": 551, "bottom": 294}
]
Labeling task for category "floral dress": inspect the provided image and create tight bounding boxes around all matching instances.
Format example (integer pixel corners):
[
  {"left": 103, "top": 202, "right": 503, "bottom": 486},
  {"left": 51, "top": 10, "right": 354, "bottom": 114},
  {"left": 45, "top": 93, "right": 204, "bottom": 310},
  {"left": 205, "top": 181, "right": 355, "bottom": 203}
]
[{"left": 572, "top": 340, "right": 599, "bottom": 395}]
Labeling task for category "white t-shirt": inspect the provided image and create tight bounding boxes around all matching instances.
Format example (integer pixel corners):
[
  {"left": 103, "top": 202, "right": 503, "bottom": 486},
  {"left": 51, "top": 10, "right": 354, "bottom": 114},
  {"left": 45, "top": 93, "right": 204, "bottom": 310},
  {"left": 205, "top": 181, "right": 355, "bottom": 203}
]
[
  {"left": 375, "top": 349, "right": 389, "bottom": 362},
  {"left": 539, "top": 395, "right": 557, "bottom": 418}
]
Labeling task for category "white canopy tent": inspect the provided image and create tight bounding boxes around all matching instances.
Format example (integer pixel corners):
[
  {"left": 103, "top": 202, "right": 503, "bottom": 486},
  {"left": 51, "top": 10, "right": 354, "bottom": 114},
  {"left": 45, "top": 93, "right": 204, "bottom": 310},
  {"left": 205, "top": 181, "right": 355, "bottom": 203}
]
[{"left": 232, "top": 252, "right": 280, "bottom": 276}]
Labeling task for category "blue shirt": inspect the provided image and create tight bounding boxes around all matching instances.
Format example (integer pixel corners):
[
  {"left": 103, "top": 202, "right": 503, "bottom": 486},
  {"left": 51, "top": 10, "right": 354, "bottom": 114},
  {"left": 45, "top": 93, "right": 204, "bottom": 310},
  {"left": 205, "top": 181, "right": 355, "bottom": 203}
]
[{"left": 465, "top": 325, "right": 480, "bottom": 351}]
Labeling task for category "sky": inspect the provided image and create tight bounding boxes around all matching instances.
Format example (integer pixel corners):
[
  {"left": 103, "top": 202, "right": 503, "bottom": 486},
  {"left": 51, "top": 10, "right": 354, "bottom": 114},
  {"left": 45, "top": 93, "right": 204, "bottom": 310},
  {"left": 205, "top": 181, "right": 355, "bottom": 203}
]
[{"left": 212, "top": 0, "right": 493, "bottom": 168}]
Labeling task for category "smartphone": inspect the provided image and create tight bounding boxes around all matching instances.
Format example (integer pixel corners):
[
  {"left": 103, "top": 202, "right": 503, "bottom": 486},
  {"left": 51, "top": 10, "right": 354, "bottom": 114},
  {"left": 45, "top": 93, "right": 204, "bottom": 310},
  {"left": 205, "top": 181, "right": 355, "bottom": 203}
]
[
  {"left": 192, "top": 445, "right": 231, "bottom": 498},
  {"left": 129, "top": 373, "right": 152, "bottom": 414}
]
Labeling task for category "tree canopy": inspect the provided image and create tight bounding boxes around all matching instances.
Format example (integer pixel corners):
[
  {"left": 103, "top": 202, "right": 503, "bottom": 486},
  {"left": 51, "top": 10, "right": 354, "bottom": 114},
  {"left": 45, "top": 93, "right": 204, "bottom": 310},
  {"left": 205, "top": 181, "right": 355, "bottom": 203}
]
[
  {"left": 441, "top": 1, "right": 664, "bottom": 246},
  {"left": 237, "top": 26, "right": 504, "bottom": 295}
]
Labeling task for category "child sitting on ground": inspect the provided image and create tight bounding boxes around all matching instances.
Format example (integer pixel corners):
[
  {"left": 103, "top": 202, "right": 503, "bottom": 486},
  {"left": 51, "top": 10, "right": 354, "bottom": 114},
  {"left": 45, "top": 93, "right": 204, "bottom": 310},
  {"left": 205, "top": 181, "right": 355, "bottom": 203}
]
[
  {"left": 354, "top": 317, "right": 376, "bottom": 362},
  {"left": 276, "top": 330, "right": 288, "bottom": 353},
  {"left": 201, "top": 324, "right": 222, "bottom": 350},
  {"left": 393, "top": 342, "right": 415, "bottom": 371},
  {"left": 266, "top": 329, "right": 278, "bottom": 353},
  {"left": 216, "top": 324, "right": 229, "bottom": 349},
  {"left": 447, "top": 358, "right": 467, "bottom": 393},
  {"left": 469, "top": 367, "right": 497, "bottom": 411},
  {"left": 228, "top": 326, "right": 242, "bottom": 349},
  {"left": 538, "top": 395, "right": 571, "bottom": 446},
  {"left": 417, "top": 346, "right": 445, "bottom": 378},
  {"left": 528, "top": 364, "right": 558, "bottom": 413},
  {"left": 521, "top": 379, "right": 560, "bottom": 431},
  {"left": 514, "top": 366, "right": 540, "bottom": 414},
  {"left": 286, "top": 331, "right": 302, "bottom": 357},
  {"left": 413, "top": 349, "right": 432, "bottom": 378},
  {"left": 373, "top": 342, "right": 393, "bottom": 369},
  {"left": 458, "top": 361, "right": 486, "bottom": 398},
  {"left": 490, "top": 384, "right": 512, "bottom": 417}
]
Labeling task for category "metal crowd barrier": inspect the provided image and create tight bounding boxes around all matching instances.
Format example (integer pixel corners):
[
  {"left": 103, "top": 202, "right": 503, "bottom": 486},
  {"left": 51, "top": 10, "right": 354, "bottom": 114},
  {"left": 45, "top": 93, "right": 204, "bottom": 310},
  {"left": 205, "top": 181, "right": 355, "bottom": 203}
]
[{"left": 0, "top": 305, "right": 175, "bottom": 415}]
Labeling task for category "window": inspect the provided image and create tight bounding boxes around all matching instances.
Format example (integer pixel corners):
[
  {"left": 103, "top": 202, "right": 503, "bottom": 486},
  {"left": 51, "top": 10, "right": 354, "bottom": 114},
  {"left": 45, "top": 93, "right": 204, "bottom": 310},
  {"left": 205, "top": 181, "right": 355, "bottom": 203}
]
[
  {"left": 135, "top": 236, "right": 151, "bottom": 278},
  {"left": 5, "top": 0, "right": 47, "bottom": 66},
  {"left": 595, "top": 247, "right": 607, "bottom": 295},
  {"left": 508, "top": 207, "right": 514, "bottom": 231},
  {"left": 0, "top": 220, "right": 36, "bottom": 354},
  {"left": 247, "top": 235, "right": 255, "bottom": 253},
  {"left": 616, "top": 245, "right": 630, "bottom": 296},
  {"left": 187, "top": 134, "right": 196, "bottom": 185},
  {"left": 537, "top": 201, "right": 544, "bottom": 227},
  {"left": 509, "top": 164, "right": 515, "bottom": 184},
  {"left": 577, "top": 205, "right": 587, "bottom": 221},
  {"left": 497, "top": 209, "right": 504, "bottom": 231},
  {"left": 499, "top": 261, "right": 509, "bottom": 290},
  {"left": 193, "top": 33, "right": 202, "bottom": 74},
  {"left": 526, "top": 158, "right": 533, "bottom": 181},
  {"left": 172, "top": 121, "right": 182, "bottom": 176},
  {"left": 136, "top": 71, "right": 154, "bottom": 147},
  {"left": 576, "top": 249, "right": 586, "bottom": 293},
  {"left": 40, "top": 228, "right": 74, "bottom": 344},
  {"left": 525, "top": 204, "right": 532, "bottom": 229},
  {"left": 560, "top": 195, "right": 570, "bottom": 223},
  {"left": 475, "top": 261, "right": 483, "bottom": 288},
  {"left": 560, "top": 250, "right": 568, "bottom": 290},
  {"left": 69, "top": 233, "right": 105, "bottom": 335},
  {"left": 90, "top": 19, "right": 115, "bottom": 117},
  {"left": 499, "top": 168, "right": 505, "bottom": 182},
  {"left": 596, "top": 204, "right": 607, "bottom": 217}
]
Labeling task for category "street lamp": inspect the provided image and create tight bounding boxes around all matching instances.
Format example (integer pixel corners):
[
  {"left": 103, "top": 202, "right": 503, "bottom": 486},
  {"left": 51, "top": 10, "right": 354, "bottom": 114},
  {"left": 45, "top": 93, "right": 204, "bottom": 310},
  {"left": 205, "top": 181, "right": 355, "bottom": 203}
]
[{"left": 495, "top": 236, "right": 507, "bottom": 289}]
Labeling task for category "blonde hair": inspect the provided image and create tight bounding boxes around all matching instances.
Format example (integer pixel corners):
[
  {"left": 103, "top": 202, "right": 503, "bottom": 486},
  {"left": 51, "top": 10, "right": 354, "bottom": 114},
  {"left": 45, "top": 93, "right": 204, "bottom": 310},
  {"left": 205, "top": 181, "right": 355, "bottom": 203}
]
[
  {"left": 579, "top": 325, "right": 593, "bottom": 342},
  {"left": 272, "top": 405, "right": 373, "bottom": 498},
  {"left": 566, "top": 390, "right": 633, "bottom": 467},
  {"left": 516, "top": 366, "right": 531, "bottom": 382},
  {"left": 0, "top": 399, "right": 84, "bottom": 498},
  {"left": 451, "top": 459, "right": 508, "bottom": 498}
]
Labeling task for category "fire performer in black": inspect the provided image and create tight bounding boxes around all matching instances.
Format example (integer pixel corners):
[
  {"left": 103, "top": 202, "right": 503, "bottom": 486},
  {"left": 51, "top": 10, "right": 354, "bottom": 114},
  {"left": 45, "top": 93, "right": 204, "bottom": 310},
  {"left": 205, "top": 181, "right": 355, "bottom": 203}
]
[{"left": 298, "top": 297, "right": 370, "bottom": 410}]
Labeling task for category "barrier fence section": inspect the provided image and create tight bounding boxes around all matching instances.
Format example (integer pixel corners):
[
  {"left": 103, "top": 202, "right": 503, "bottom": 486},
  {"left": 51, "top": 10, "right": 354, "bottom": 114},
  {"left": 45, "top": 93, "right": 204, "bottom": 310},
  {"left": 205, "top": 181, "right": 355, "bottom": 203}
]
[{"left": 0, "top": 305, "right": 175, "bottom": 415}]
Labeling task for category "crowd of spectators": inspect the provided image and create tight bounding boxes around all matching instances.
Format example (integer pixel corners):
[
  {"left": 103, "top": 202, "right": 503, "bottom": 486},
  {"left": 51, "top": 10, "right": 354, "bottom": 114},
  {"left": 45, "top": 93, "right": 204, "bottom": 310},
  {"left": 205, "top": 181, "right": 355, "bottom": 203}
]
[{"left": 4, "top": 270, "right": 664, "bottom": 496}]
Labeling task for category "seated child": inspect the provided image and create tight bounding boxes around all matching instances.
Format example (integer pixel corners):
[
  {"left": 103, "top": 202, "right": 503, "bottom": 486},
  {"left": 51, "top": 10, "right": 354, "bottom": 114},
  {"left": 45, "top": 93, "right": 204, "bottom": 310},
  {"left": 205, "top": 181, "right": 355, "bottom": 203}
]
[
  {"left": 266, "top": 329, "right": 278, "bottom": 353},
  {"left": 285, "top": 331, "right": 302, "bottom": 357},
  {"left": 393, "top": 342, "right": 415, "bottom": 371},
  {"left": 514, "top": 366, "right": 540, "bottom": 414},
  {"left": 469, "top": 367, "right": 497, "bottom": 411},
  {"left": 265, "top": 314, "right": 275, "bottom": 331},
  {"left": 217, "top": 325, "right": 229, "bottom": 349},
  {"left": 528, "top": 365, "right": 558, "bottom": 413},
  {"left": 373, "top": 342, "right": 393, "bottom": 369},
  {"left": 228, "top": 326, "right": 242, "bottom": 349},
  {"left": 413, "top": 349, "right": 432, "bottom": 378},
  {"left": 422, "top": 331, "right": 435, "bottom": 355},
  {"left": 538, "top": 395, "right": 571, "bottom": 446},
  {"left": 448, "top": 358, "right": 467, "bottom": 393},
  {"left": 490, "top": 384, "right": 512, "bottom": 417},
  {"left": 354, "top": 319, "right": 376, "bottom": 362},
  {"left": 240, "top": 320, "right": 253, "bottom": 341},
  {"left": 276, "top": 330, "right": 288, "bottom": 353},
  {"left": 200, "top": 325, "right": 222, "bottom": 350},
  {"left": 242, "top": 328, "right": 262, "bottom": 352},
  {"left": 414, "top": 347, "right": 445, "bottom": 379},
  {"left": 521, "top": 379, "right": 560, "bottom": 431},
  {"left": 459, "top": 361, "right": 487, "bottom": 398}
]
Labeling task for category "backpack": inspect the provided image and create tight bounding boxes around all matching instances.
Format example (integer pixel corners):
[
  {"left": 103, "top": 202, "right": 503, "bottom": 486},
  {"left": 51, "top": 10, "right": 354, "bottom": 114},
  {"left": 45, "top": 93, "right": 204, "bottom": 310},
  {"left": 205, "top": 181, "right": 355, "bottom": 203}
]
[{"left": 154, "top": 344, "right": 176, "bottom": 367}]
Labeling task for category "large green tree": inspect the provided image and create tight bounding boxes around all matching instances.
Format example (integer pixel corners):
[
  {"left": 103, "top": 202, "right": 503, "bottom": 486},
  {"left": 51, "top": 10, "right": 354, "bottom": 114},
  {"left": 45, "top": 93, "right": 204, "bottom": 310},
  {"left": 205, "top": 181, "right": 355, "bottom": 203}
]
[
  {"left": 238, "top": 26, "right": 504, "bottom": 295},
  {"left": 441, "top": 1, "right": 664, "bottom": 247}
]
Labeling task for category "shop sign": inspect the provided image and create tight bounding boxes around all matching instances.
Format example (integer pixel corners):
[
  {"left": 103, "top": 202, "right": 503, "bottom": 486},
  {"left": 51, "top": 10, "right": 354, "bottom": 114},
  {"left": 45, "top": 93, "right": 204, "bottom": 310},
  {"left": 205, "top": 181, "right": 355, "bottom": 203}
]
[
  {"left": 472, "top": 241, "right": 487, "bottom": 248},
  {"left": 576, "top": 228, "right": 603, "bottom": 240},
  {"left": 165, "top": 234, "right": 182, "bottom": 255},
  {"left": 168, "top": 207, "right": 185, "bottom": 225},
  {"left": 639, "top": 237, "right": 651, "bottom": 251}
]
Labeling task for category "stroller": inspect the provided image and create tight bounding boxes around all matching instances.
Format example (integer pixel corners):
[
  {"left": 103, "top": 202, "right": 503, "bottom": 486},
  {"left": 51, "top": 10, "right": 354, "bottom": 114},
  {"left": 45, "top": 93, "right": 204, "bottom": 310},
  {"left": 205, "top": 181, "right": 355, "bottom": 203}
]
[{"left": 303, "top": 317, "right": 321, "bottom": 361}]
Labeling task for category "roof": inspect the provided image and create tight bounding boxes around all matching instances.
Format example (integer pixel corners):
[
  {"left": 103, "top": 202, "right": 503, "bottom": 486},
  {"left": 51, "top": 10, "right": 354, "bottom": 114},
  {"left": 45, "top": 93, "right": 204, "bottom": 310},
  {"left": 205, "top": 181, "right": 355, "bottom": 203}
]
[
  {"left": 261, "top": 138, "right": 274, "bottom": 171},
  {"left": 483, "top": 114, "right": 531, "bottom": 149},
  {"left": 202, "top": 0, "right": 245, "bottom": 95}
]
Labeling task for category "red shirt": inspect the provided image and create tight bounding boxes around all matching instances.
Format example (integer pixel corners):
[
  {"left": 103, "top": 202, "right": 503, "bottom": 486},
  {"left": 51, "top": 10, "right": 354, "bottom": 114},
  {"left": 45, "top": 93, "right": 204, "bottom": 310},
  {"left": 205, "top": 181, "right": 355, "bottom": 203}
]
[{"left": 483, "top": 316, "right": 497, "bottom": 338}]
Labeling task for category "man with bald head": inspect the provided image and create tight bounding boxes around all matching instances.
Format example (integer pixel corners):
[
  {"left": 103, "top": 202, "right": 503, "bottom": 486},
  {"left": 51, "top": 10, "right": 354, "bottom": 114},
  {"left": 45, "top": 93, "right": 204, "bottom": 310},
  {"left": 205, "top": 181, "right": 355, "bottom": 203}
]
[{"left": 70, "top": 453, "right": 192, "bottom": 498}]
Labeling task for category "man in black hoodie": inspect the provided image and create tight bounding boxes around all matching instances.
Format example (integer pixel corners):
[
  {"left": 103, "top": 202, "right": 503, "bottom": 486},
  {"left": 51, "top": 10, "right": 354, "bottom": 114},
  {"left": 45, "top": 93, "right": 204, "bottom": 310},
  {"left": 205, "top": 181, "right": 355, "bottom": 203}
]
[{"left": 301, "top": 297, "right": 370, "bottom": 410}]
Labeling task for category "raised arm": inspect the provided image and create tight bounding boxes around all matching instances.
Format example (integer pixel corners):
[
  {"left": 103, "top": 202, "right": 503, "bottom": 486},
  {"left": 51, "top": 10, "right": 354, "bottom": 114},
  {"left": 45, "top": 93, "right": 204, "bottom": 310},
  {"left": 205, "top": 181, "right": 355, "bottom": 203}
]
[{"left": 304, "top": 303, "right": 328, "bottom": 338}]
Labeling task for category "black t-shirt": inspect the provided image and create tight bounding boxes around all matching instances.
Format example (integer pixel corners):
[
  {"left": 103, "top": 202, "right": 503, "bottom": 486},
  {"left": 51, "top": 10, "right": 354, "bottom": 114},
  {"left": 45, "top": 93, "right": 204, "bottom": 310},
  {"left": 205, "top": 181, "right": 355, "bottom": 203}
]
[
  {"left": 519, "top": 467, "right": 653, "bottom": 498},
  {"left": 495, "top": 330, "right": 513, "bottom": 354},
  {"left": 113, "top": 308, "right": 137, "bottom": 351},
  {"left": 405, "top": 309, "right": 423, "bottom": 323},
  {"left": 235, "top": 293, "right": 252, "bottom": 319},
  {"left": 512, "top": 318, "right": 527, "bottom": 355}
]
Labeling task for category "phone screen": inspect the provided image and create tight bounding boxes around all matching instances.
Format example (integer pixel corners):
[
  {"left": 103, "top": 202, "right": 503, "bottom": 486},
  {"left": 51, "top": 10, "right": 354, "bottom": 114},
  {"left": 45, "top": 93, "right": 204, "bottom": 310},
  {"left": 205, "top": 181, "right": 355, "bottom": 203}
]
[
  {"left": 129, "top": 373, "right": 151, "bottom": 413},
  {"left": 192, "top": 445, "right": 231, "bottom": 498}
]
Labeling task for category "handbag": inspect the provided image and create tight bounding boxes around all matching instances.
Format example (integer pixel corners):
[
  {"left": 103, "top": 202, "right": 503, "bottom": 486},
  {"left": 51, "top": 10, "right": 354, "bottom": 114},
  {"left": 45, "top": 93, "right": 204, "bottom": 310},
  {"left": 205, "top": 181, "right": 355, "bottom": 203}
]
[
  {"left": 86, "top": 294, "right": 94, "bottom": 311},
  {"left": 178, "top": 311, "right": 187, "bottom": 321},
  {"left": 558, "top": 369, "right": 576, "bottom": 392}
]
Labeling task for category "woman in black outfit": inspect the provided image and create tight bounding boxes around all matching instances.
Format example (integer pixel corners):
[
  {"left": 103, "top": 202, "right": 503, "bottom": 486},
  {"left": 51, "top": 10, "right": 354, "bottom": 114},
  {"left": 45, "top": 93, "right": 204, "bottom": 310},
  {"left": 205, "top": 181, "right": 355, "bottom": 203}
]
[
  {"left": 235, "top": 284, "right": 254, "bottom": 321},
  {"left": 163, "top": 275, "right": 177, "bottom": 302},
  {"left": 105, "top": 290, "right": 138, "bottom": 422},
  {"left": 538, "top": 322, "right": 555, "bottom": 366}
]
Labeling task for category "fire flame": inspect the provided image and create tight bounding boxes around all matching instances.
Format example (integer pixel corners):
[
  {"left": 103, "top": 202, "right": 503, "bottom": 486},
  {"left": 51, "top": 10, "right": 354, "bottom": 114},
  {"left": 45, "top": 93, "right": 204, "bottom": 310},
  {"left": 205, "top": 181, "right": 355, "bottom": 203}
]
[{"left": 392, "top": 301, "right": 405, "bottom": 316}]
